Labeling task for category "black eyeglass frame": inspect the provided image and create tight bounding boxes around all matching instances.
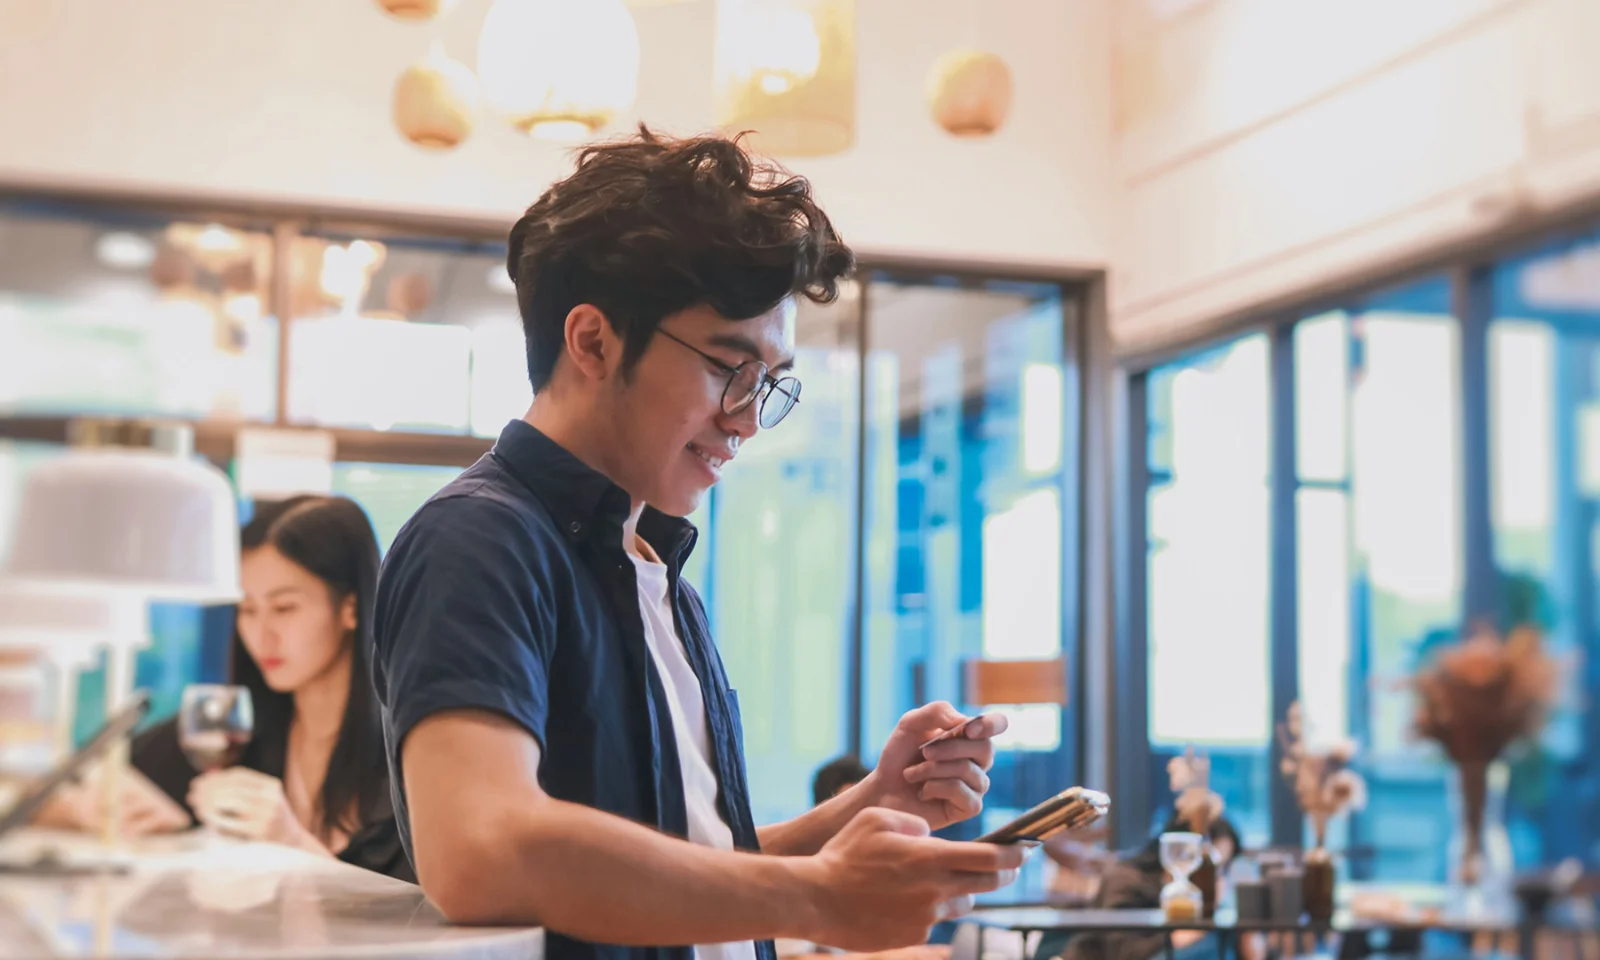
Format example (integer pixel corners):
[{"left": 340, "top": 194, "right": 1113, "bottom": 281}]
[{"left": 655, "top": 328, "right": 802, "bottom": 428}]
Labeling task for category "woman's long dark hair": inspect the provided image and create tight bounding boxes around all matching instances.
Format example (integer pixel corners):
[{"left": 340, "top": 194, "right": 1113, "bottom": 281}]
[{"left": 231, "top": 495, "right": 387, "bottom": 841}]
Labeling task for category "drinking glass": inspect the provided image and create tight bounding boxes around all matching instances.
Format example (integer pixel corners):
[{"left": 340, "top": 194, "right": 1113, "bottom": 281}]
[{"left": 178, "top": 684, "right": 254, "bottom": 773}]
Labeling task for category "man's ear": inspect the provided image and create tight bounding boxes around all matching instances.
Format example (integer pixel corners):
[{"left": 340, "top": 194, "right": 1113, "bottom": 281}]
[{"left": 563, "top": 304, "right": 618, "bottom": 383}]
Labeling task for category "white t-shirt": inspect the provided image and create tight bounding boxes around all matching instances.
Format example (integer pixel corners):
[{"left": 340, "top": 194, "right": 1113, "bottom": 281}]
[{"left": 630, "top": 552, "right": 759, "bottom": 960}]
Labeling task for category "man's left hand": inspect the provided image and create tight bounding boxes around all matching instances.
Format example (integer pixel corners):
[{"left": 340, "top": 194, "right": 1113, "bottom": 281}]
[{"left": 859, "top": 702, "right": 1007, "bottom": 830}]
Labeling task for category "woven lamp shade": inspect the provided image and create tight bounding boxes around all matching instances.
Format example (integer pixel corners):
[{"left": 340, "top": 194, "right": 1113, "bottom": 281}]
[
  {"left": 928, "top": 49, "right": 1013, "bottom": 137},
  {"left": 375, "top": 0, "right": 457, "bottom": 21},
  {"left": 393, "top": 48, "right": 480, "bottom": 150},
  {"left": 715, "top": 0, "right": 855, "bottom": 158}
]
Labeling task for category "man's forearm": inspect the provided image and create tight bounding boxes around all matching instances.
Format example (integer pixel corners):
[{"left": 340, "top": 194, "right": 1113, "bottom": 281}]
[
  {"left": 420, "top": 793, "right": 820, "bottom": 943},
  {"left": 758, "top": 777, "right": 873, "bottom": 857}
]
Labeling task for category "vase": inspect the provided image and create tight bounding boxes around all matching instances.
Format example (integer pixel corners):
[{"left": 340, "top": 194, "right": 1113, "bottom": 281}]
[
  {"left": 1192, "top": 847, "right": 1218, "bottom": 918},
  {"left": 1302, "top": 847, "right": 1336, "bottom": 923},
  {"left": 1447, "top": 759, "right": 1515, "bottom": 904}
]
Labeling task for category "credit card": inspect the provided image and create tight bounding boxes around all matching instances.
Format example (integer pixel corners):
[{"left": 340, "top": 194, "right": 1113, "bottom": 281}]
[{"left": 919, "top": 714, "right": 988, "bottom": 752}]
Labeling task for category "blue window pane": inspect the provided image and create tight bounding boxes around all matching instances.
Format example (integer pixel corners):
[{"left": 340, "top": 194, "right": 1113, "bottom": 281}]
[
  {"left": 1292, "top": 280, "right": 1460, "bottom": 882},
  {"left": 330, "top": 462, "right": 465, "bottom": 555},
  {"left": 1294, "top": 312, "right": 1349, "bottom": 483},
  {"left": 710, "top": 295, "right": 860, "bottom": 827},
  {"left": 1145, "top": 333, "right": 1271, "bottom": 847},
  {"left": 862, "top": 277, "right": 1073, "bottom": 853},
  {"left": 1487, "top": 231, "right": 1600, "bottom": 868}
]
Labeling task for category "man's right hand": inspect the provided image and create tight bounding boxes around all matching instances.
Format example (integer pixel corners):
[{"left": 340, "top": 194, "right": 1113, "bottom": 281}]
[{"left": 793, "top": 807, "right": 1024, "bottom": 952}]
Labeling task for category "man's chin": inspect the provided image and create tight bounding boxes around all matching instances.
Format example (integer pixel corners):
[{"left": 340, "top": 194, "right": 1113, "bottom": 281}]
[{"left": 651, "top": 486, "right": 708, "bottom": 519}]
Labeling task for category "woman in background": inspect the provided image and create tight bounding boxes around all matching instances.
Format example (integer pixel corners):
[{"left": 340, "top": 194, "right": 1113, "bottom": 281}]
[
  {"left": 1045, "top": 812, "right": 1245, "bottom": 960},
  {"left": 43, "top": 495, "right": 410, "bottom": 881}
]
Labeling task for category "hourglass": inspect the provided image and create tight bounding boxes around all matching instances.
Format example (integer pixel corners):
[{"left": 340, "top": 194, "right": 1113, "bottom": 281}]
[{"left": 1159, "top": 831, "right": 1205, "bottom": 921}]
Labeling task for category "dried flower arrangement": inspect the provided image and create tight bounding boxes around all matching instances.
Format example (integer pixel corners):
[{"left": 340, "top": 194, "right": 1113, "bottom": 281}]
[
  {"left": 1167, "top": 745, "right": 1225, "bottom": 835},
  {"left": 1276, "top": 701, "right": 1368, "bottom": 849},
  {"left": 1407, "top": 622, "right": 1560, "bottom": 883}
]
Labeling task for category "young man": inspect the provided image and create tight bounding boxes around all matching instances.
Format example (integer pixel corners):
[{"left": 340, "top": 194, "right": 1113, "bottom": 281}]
[{"left": 372, "top": 128, "right": 1023, "bottom": 960}]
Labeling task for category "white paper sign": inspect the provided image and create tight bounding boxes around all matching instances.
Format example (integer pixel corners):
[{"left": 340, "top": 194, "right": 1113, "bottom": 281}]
[{"left": 234, "top": 428, "right": 335, "bottom": 500}]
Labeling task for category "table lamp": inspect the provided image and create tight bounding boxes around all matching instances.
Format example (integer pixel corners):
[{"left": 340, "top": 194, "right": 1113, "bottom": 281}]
[
  {"left": 0, "top": 586, "right": 115, "bottom": 775},
  {"left": 0, "top": 419, "right": 240, "bottom": 849}
]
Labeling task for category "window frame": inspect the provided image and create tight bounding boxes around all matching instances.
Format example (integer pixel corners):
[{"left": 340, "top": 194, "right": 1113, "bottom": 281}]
[
  {"left": 1111, "top": 209, "right": 1600, "bottom": 855},
  {"left": 0, "top": 185, "right": 1094, "bottom": 802}
]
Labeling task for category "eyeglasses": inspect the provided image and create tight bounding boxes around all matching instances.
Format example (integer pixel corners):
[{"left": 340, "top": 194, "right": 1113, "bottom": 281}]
[{"left": 656, "top": 329, "right": 802, "bottom": 429}]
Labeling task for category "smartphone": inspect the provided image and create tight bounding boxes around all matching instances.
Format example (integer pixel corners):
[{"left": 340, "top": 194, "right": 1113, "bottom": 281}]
[
  {"left": 0, "top": 691, "right": 152, "bottom": 839},
  {"left": 919, "top": 714, "right": 991, "bottom": 752},
  {"left": 977, "top": 786, "right": 1110, "bottom": 846}
]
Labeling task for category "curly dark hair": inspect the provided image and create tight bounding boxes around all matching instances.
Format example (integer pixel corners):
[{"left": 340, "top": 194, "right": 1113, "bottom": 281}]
[{"left": 506, "top": 125, "right": 856, "bottom": 392}]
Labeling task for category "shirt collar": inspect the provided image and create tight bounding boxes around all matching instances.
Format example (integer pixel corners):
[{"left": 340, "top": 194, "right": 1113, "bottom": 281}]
[{"left": 490, "top": 420, "right": 698, "bottom": 569}]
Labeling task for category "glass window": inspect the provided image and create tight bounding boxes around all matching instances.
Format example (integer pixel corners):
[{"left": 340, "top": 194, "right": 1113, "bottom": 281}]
[
  {"left": 862, "top": 277, "right": 1074, "bottom": 839},
  {"left": 330, "top": 462, "right": 466, "bottom": 555},
  {"left": 0, "top": 202, "right": 278, "bottom": 421},
  {"left": 1293, "top": 278, "right": 1460, "bottom": 880},
  {"left": 1488, "top": 233, "right": 1600, "bottom": 868},
  {"left": 1145, "top": 333, "right": 1272, "bottom": 846},
  {"left": 284, "top": 233, "right": 524, "bottom": 434},
  {"left": 1292, "top": 312, "right": 1353, "bottom": 744},
  {"left": 707, "top": 287, "right": 861, "bottom": 827}
]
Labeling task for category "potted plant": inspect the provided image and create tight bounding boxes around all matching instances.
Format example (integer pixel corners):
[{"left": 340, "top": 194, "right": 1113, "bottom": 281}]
[
  {"left": 1407, "top": 623, "right": 1558, "bottom": 891},
  {"left": 1277, "top": 702, "right": 1367, "bottom": 922}
]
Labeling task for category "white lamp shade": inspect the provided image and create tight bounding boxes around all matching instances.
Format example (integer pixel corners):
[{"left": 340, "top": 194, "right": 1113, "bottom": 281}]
[
  {"left": 2, "top": 449, "right": 241, "bottom": 604},
  {"left": 0, "top": 584, "right": 117, "bottom": 670},
  {"left": 0, "top": 583, "right": 115, "bottom": 638},
  {"left": 476, "top": 0, "right": 640, "bottom": 140}
]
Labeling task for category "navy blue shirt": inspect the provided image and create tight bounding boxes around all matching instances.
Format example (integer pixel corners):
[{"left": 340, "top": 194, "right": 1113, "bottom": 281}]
[{"left": 373, "top": 421, "right": 772, "bottom": 960}]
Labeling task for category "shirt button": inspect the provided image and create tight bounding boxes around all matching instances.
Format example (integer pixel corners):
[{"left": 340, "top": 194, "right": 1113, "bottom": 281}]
[{"left": 568, "top": 520, "right": 583, "bottom": 537}]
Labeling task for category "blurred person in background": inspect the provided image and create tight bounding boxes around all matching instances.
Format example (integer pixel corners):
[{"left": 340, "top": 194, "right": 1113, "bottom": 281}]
[
  {"left": 1040, "top": 811, "right": 1246, "bottom": 960},
  {"left": 812, "top": 755, "right": 871, "bottom": 807},
  {"left": 39, "top": 496, "right": 411, "bottom": 880}
]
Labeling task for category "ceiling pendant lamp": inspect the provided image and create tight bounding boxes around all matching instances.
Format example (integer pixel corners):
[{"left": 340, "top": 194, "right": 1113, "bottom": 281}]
[
  {"left": 393, "top": 44, "right": 481, "bottom": 150},
  {"left": 715, "top": 0, "right": 856, "bottom": 158},
  {"left": 374, "top": 0, "right": 458, "bottom": 22},
  {"left": 927, "top": 49, "right": 1013, "bottom": 137},
  {"left": 477, "top": 0, "right": 641, "bottom": 141}
]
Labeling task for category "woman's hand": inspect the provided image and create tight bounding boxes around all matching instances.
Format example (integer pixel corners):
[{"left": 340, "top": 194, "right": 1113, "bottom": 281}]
[
  {"left": 33, "top": 766, "right": 190, "bottom": 838},
  {"left": 188, "top": 768, "right": 321, "bottom": 851}
]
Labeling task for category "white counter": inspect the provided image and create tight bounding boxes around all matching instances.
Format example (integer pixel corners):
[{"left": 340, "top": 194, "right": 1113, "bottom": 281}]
[{"left": 0, "top": 829, "right": 544, "bottom": 960}]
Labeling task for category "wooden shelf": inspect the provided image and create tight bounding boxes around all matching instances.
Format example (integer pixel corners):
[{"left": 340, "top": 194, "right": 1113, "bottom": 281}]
[{"left": 0, "top": 415, "right": 492, "bottom": 469}]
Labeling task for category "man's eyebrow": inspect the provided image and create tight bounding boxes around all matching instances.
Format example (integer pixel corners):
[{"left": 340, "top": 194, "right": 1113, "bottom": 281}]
[{"left": 706, "top": 332, "right": 795, "bottom": 372}]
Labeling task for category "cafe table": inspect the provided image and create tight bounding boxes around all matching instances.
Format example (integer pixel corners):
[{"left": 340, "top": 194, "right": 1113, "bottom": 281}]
[
  {"left": 969, "top": 883, "right": 1596, "bottom": 960},
  {"left": 0, "top": 828, "right": 544, "bottom": 959}
]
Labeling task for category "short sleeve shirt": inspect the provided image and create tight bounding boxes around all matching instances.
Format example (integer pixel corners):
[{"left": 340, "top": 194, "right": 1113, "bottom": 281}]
[{"left": 372, "top": 420, "right": 771, "bottom": 960}]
